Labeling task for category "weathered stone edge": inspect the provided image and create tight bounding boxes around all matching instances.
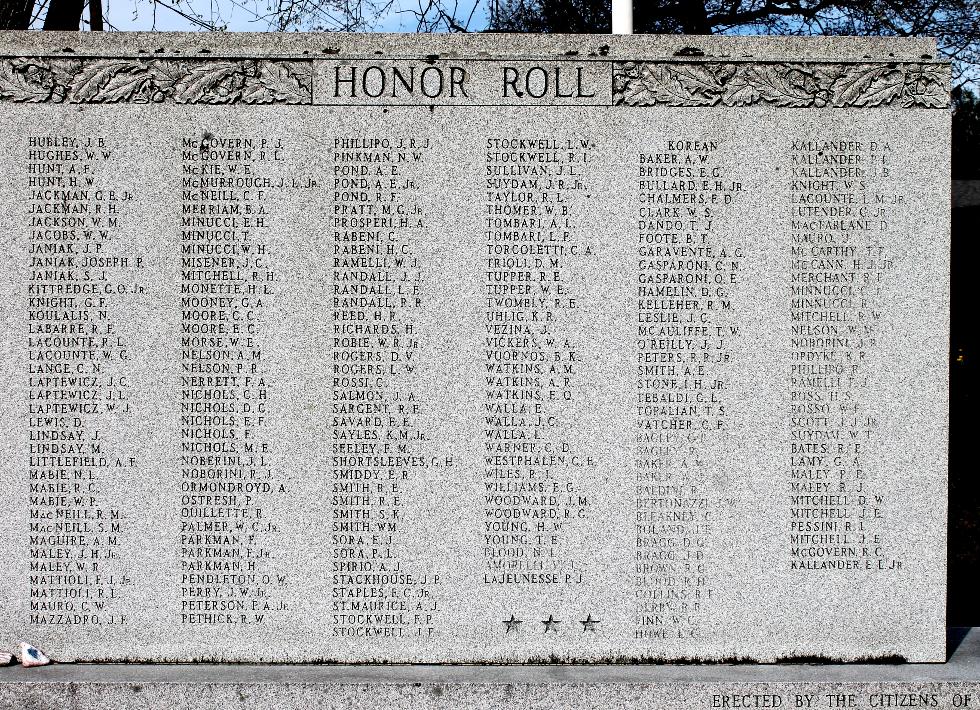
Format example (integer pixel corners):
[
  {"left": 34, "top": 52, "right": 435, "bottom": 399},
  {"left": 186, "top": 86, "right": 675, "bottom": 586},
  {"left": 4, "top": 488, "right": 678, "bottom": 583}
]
[
  {"left": 2, "top": 675, "right": 980, "bottom": 710},
  {"left": 0, "top": 630, "right": 975, "bottom": 682},
  {"left": 0, "top": 31, "right": 941, "bottom": 61},
  {"left": 0, "top": 57, "right": 313, "bottom": 104},
  {"left": 613, "top": 61, "right": 949, "bottom": 108},
  {"left": 0, "top": 57, "right": 949, "bottom": 106}
]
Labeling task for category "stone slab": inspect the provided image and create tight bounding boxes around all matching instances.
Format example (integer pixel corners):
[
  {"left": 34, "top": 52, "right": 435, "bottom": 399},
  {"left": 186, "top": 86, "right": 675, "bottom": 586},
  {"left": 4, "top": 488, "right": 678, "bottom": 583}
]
[
  {"left": 0, "top": 630, "right": 977, "bottom": 709},
  {"left": 0, "top": 32, "right": 950, "bottom": 664}
]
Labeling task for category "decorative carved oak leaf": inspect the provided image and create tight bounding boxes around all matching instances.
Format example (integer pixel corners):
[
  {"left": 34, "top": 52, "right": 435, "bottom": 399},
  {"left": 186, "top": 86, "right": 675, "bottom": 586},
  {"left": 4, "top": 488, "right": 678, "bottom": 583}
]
[
  {"left": 720, "top": 66, "right": 763, "bottom": 106},
  {"left": 669, "top": 64, "right": 728, "bottom": 104},
  {"left": 142, "top": 61, "right": 187, "bottom": 102},
  {"left": 68, "top": 60, "right": 152, "bottom": 102},
  {"left": 0, "top": 60, "right": 54, "bottom": 102},
  {"left": 614, "top": 61, "right": 639, "bottom": 80},
  {"left": 830, "top": 63, "right": 904, "bottom": 107},
  {"left": 828, "top": 63, "right": 887, "bottom": 106},
  {"left": 41, "top": 58, "right": 82, "bottom": 101},
  {"left": 760, "top": 64, "right": 821, "bottom": 106},
  {"left": 739, "top": 64, "right": 820, "bottom": 107},
  {"left": 617, "top": 85, "right": 650, "bottom": 106},
  {"left": 612, "top": 62, "right": 648, "bottom": 106},
  {"left": 902, "top": 65, "right": 948, "bottom": 108},
  {"left": 613, "top": 61, "right": 641, "bottom": 86},
  {"left": 615, "top": 76, "right": 654, "bottom": 106},
  {"left": 240, "top": 62, "right": 311, "bottom": 104},
  {"left": 45, "top": 58, "right": 81, "bottom": 84},
  {"left": 638, "top": 64, "right": 716, "bottom": 106},
  {"left": 856, "top": 69, "right": 905, "bottom": 107},
  {"left": 11, "top": 57, "right": 62, "bottom": 89},
  {"left": 172, "top": 61, "right": 251, "bottom": 104},
  {"left": 90, "top": 66, "right": 157, "bottom": 102}
]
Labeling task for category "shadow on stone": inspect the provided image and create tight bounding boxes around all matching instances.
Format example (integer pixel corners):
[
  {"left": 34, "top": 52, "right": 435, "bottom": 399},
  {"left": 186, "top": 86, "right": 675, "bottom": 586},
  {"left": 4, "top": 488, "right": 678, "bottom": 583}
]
[{"left": 947, "top": 627, "right": 971, "bottom": 660}]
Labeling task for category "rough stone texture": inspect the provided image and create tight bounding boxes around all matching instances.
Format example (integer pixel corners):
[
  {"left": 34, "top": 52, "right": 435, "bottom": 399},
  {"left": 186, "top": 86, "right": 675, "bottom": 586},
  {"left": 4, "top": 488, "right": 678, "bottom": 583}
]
[
  {"left": 0, "top": 31, "right": 941, "bottom": 59},
  {"left": 0, "top": 630, "right": 977, "bottom": 710},
  {"left": 0, "top": 33, "right": 950, "bottom": 664}
]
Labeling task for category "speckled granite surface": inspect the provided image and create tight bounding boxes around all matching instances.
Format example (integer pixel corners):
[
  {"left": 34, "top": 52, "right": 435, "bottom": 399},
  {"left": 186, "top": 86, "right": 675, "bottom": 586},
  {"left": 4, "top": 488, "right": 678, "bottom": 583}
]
[{"left": 0, "top": 33, "right": 950, "bottom": 664}]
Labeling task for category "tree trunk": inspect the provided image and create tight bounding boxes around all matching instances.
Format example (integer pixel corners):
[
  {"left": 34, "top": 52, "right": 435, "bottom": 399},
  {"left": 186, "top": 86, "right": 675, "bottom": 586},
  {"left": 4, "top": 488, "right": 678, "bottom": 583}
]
[
  {"left": 0, "top": 0, "right": 36, "bottom": 29},
  {"left": 42, "top": 0, "right": 85, "bottom": 29},
  {"left": 679, "top": 0, "right": 711, "bottom": 34},
  {"left": 89, "top": 0, "right": 103, "bottom": 30}
]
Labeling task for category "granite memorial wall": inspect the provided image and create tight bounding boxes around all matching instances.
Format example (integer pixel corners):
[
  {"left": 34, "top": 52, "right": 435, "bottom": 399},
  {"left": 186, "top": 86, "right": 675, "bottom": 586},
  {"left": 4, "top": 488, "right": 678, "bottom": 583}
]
[{"left": 0, "top": 32, "right": 950, "bottom": 664}]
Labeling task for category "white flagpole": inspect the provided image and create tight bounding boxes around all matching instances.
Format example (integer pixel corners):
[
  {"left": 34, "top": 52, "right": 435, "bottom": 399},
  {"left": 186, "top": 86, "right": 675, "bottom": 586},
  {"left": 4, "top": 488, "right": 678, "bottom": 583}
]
[{"left": 612, "top": 0, "right": 633, "bottom": 34}]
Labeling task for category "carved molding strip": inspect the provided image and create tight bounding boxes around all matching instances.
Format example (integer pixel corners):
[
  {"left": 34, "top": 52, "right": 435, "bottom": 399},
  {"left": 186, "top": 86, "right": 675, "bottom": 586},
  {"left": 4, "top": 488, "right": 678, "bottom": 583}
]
[
  {"left": 0, "top": 57, "right": 312, "bottom": 104},
  {"left": 0, "top": 56, "right": 949, "bottom": 107},
  {"left": 613, "top": 61, "right": 949, "bottom": 108}
]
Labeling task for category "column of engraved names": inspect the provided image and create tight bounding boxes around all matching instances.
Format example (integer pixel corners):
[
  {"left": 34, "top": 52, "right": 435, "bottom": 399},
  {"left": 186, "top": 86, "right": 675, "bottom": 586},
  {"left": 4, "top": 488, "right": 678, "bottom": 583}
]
[
  {"left": 483, "top": 136, "right": 597, "bottom": 590},
  {"left": 787, "top": 138, "right": 903, "bottom": 573},
  {"left": 26, "top": 135, "right": 138, "bottom": 627},
  {"left": 634, "top": 140, "right": 743, "bottom": 640},
  {"left": 328, "top": 136, "right": 443, "bottom": 641},
  {"left": 179, "top": 134, "right": 287, "bottom": 627}
]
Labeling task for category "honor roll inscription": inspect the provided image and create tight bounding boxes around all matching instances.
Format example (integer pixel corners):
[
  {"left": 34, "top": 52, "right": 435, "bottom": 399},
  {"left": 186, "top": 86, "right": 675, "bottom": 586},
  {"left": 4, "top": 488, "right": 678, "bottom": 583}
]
[{"left": 0, "top": 34, "right": 949, "bottom": 664}]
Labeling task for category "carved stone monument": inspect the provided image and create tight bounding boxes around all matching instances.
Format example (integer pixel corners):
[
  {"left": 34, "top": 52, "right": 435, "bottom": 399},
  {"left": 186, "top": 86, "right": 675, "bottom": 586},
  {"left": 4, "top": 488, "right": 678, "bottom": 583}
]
[{"left": 0, "top": 32, "right": 949, "bottom": 665}]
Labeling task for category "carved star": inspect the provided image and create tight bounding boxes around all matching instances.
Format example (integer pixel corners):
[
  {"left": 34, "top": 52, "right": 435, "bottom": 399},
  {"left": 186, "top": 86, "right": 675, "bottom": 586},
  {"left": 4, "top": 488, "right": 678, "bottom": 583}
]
[
  {"left": 541, "top": 614, "right": 561, "bottom": 633},
  {"left": 503, "top": 614, "right": 523, "bottom": 633},
  {"left": 580, "top": 614, "right": 600, "bottom": 631}
]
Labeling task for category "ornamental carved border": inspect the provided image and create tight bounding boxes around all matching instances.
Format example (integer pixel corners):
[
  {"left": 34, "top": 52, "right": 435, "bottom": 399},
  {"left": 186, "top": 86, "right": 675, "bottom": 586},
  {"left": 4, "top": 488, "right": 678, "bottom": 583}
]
[
  {"left": 0, "top": 56, "right": 949, "bottom": 107},
  {"left": 613, "top": 61, "right": 949, "bottom": 108},
  {"left": 0, "top": 57, "right": 312, "bottom": 104}
]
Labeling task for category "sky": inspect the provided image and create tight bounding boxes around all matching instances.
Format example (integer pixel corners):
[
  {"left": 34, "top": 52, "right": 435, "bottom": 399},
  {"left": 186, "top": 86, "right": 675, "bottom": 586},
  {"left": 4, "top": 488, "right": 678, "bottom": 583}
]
[{"left": 75, "top": 0, "right": 490, "bottom": 32}]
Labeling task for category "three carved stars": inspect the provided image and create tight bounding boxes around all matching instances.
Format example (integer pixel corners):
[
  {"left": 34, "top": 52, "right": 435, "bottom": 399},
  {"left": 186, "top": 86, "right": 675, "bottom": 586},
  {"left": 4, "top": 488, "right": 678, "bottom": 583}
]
[{"left": 501, "top": 614, "right": 600, "bottom": 633}]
